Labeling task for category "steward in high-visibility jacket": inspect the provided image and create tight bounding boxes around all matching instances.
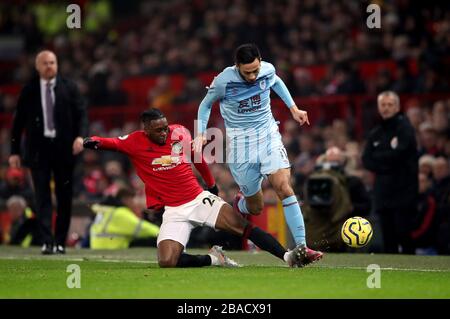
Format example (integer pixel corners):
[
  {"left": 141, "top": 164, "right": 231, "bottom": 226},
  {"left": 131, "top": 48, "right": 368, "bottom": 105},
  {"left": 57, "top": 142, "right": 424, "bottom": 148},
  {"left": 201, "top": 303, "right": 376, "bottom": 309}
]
[
  {"left": 89, "top": 189, "right": 160, "bottom": 249},
  {"left": 4, "top": 195, "right": 38, "bottom": 247}
]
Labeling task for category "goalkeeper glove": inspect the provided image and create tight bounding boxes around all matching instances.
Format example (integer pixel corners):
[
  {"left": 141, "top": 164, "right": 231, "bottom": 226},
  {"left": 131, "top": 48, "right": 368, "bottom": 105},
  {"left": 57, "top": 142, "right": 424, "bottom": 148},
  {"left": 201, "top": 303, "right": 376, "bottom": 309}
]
[
  {"left": 207, "top": 184, "right": 219, "bottom": 196},
  {"left": 83, "top": 137, "right": 100, "bottom": 150}
]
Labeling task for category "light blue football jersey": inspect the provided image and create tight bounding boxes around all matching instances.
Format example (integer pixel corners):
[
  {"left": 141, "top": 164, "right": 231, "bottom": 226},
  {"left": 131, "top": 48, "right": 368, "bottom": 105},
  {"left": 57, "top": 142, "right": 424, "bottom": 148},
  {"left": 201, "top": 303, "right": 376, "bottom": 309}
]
[{"left": 197, "top": 61, "right": 295, "bottom": 136}]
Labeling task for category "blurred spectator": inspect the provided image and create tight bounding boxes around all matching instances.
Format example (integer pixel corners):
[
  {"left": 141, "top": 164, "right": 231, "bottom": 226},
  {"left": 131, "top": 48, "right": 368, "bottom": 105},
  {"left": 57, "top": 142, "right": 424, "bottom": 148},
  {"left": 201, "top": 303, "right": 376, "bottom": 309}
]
[
  {"left": 406, "top": 106, "right": 424, "bottom": 132},
  {"left": 291, "top": 68, "right": 318, "bottom": 97},
  {"left": 79, "top": 168, "right": 110, "bottom": 202},
  {"left": 362, "top": 91, "right": 418, "bottom": 254},
  {"left": 418, "top": 122, "right": 440, "bottom": 156},
  {"left": 418, "top": 154, "right": 436, "bottom": 179},
  {"left": 147, "top": 75, "right": 175, "bottom": 114},
  {"left": 374, "top": 69, "right": 393, "bottom": 94},
  {"left": 174, "top": 77, "right": 206, "bottom": 104},
  {"left": 431, "top": 101, "right": 449, "bottom": 135},
  {"left": 411, "top": 173, "right": 438, "bottom": 255},
  {"left": 0, "top": 167, "right": 34, "bottom": 209},
  {"left": 391, "top": 63, "right": 417, "bottom": 93},
  {"left": 89, "top": 187, "right": 159, "bottom": 249},
  {"left": 2, "top": 195, "right": 38, "bottom": 246},
  {"left": 432, "top": 157, "right": 450, "bottom": 254},
  {"left": 99, "top": 77, "right": 128, "bottom": 106},
  {"left": 103, "top": 160, "right": 129, "bottom": 196}
]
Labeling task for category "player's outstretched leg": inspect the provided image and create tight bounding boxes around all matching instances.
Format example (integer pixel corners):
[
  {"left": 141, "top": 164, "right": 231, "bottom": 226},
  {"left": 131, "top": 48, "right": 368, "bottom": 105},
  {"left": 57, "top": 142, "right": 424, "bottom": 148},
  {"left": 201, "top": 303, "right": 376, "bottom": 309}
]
[
  {"left": 208, "top": 245, "right": 240, "bottom": 267},
  {"left": 157, "top": 239, "right": 208, "bottom": 268},
  {"left": 157, "top": 239, "right": 239, "bottom": 268},
  {"left": 268, "top": 168, "right": 324, "bottom": 264},
  {"left": 234, "top": 190, "right": 264, "bottom": 216},
  {"left": 215, "top": 203, "right": 307, "bottom": 267}
]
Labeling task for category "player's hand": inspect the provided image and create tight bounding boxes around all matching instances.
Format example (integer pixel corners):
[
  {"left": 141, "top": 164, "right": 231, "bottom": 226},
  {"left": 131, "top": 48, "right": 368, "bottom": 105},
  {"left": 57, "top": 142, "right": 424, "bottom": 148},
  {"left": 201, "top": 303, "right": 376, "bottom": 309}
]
[
  {"left": 8, "top": 155, "right": 21, "bottom": 168},
  {"left": 83, "top": 137, "right": 100, "bottom": 150},
  {"left": 290, "top": 105, "right": 310, "bottom": 126},
  {"left": 73, "top": 136, "right": 84, "bottom": 155},
  {"left": 207, "top": 184, "right": 219, "bottom": 196},
  {"left": 193, "top": 134, "right": 207, "bottom": 153}
]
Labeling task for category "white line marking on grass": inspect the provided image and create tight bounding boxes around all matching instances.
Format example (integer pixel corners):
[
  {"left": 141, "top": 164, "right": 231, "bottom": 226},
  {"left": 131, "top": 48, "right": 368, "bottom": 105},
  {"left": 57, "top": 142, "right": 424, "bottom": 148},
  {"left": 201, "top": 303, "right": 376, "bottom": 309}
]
[
  {"left": 314, "top": 265, "right": 449, "bottom": 273},
  {"left": 1, "top": 257, "right": 448, "bottom": 272},
  {"left": 0, "top": 256, "right": 157, "bottom": 264}
]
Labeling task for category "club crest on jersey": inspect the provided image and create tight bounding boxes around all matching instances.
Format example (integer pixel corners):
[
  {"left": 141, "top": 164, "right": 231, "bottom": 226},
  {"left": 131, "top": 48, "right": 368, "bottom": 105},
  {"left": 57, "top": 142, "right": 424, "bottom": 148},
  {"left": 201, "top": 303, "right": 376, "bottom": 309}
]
[
  {"left": 152, "top": 155, "right": 180, "bottom": 167},
  {"left": 171, "top": 141, "right": 183, "bottom": 155},
  {"left": 259, "top": 79, "right": 266, "bottom": 90}
]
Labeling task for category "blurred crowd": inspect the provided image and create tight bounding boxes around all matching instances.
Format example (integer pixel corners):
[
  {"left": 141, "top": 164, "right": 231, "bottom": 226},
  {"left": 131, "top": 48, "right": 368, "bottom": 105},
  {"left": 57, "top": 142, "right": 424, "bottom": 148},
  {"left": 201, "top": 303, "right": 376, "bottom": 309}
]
[
  {"left": 0, "top": 0, "right": 449, "bottom": 253},
  {"left": 1, "top": 0, "right": 449, "bottom": 111}
]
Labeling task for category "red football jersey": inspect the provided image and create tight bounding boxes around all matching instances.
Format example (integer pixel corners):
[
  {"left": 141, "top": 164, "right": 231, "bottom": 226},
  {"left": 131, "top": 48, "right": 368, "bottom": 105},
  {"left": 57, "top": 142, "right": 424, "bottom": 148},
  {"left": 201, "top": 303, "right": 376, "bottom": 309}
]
[{"left": 91, "top": 124, "right": 211, "bottom": 209}]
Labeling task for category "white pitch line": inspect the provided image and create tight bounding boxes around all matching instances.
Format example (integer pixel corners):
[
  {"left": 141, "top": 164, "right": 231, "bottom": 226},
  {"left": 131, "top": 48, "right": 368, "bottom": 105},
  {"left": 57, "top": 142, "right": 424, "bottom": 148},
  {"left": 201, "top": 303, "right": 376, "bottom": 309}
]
[
  {"left": 0, "top": 256, "right": 449, "bottom": 272},
  {"left": 314, "top": 265, "right": 449, "bottom": 273},
  {"left": 0, "top": 256, "right": 157, "bottom": 264}
]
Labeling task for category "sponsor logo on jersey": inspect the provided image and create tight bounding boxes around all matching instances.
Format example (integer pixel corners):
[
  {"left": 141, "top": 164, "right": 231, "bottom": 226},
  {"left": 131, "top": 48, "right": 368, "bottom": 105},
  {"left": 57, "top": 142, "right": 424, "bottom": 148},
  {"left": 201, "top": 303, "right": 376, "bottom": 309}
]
[
  {"left": 118, "top": 135, "right": 129, "bottom": 140},
  {"left": 152, "top": 155, "right": 180, "bottom": 167}
]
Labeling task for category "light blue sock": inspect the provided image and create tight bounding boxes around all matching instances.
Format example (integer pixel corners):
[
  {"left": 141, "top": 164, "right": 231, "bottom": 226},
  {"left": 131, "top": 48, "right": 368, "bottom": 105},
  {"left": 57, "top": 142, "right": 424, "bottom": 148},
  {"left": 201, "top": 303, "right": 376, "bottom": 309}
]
[
  {"left": 238, "top": 197, "right": 250, "bottom": 214},
  {"left": 282, "top": 195, "right": 306, "bottom": 246}
]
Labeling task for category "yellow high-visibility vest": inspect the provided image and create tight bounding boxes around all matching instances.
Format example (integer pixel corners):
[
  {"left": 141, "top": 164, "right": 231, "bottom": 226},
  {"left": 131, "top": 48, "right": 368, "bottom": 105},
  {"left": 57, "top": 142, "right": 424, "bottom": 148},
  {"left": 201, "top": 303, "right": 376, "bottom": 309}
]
[{"left": 90, "top": 204, "right": 159, "bottom": 249}]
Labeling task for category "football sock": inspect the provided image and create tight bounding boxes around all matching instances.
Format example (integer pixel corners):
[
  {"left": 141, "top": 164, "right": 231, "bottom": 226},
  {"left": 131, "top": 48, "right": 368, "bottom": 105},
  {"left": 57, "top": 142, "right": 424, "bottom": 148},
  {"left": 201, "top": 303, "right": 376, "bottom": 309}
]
[
  {"left": 208, "top": 253, "right": 220, "bottom": 266},
  {"left": 176, "top": 253, "right": 212, "bottom": 267},
  {"left": 282, "top": 195, "right": 306, "bottom": 246},
  {"left": 237, "top": 197, "right": 250, "bottom": 214},
  {"left": 245, "top": 224, "right": 286, "bottom": 260}
]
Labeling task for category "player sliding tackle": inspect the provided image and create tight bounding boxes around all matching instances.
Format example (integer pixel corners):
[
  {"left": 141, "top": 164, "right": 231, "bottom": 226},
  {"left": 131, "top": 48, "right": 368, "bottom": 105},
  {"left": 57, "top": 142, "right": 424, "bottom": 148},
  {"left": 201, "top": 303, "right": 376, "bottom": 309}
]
[
  {"left": 83, "top": 109, "right": 311, "bottom": 268},
  {"left": 194, "top": 43, "right": 323, "bottom": 263}
]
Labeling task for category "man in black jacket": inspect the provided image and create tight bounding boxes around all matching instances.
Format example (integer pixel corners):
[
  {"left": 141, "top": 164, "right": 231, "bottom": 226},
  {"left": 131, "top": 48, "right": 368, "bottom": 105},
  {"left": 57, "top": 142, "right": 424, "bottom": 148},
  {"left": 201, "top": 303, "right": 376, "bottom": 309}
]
[
  {"left": 9, "top": 50, "right": 88, "bottom": 254},
  {"left": 362, "top": 91, "right": 418, "bottom": 254}
]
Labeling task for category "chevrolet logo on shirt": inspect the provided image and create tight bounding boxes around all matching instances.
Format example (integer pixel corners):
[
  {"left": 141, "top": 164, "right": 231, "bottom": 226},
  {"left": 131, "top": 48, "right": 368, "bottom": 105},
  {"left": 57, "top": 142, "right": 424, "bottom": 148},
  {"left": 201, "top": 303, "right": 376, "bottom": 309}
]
[{"left": 152, "top": 155, "right": 180, "bottom": 166}]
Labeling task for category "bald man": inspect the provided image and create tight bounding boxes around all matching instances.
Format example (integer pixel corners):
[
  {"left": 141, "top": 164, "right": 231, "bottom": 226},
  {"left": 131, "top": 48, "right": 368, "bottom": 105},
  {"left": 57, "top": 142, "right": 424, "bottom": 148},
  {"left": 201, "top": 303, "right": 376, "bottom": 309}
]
[{"left": 10, "top": 50, "right": 88, "bottom": 254}]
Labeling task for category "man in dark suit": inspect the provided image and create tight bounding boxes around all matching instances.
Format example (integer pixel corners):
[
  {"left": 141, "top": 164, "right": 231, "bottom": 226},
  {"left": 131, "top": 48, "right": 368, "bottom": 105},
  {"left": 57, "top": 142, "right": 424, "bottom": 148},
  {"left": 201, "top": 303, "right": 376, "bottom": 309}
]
[
  {"left": 9, "top": 50, "right": 88, "bottom": 254},
  {"left": 362, "top": 91, "right": 418, "bottom": 254}
]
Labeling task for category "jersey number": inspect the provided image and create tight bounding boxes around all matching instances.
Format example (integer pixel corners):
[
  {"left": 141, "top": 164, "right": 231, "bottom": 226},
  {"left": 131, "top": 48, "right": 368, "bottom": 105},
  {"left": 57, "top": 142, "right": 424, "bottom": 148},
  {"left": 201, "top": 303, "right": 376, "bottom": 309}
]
[{"left": 202, "top": 197, "right": 216, "bottom": 207}]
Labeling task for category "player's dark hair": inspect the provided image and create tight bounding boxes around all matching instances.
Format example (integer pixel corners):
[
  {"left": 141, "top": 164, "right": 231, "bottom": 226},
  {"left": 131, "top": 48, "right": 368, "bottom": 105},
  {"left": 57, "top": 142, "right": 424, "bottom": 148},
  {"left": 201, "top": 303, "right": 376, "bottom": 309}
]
[
  {"left": 141, "top": 108, "right": 165, "bottom": 123},
  {"left": 234, "top": 43, "right": 261, "bottom": 65}
]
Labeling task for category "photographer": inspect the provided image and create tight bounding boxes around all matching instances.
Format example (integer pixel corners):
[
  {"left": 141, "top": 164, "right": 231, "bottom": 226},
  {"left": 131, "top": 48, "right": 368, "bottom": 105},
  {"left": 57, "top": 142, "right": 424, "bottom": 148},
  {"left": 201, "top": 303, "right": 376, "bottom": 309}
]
[{"left": 303, "top": 147, "right": 371, "bottom": 251}]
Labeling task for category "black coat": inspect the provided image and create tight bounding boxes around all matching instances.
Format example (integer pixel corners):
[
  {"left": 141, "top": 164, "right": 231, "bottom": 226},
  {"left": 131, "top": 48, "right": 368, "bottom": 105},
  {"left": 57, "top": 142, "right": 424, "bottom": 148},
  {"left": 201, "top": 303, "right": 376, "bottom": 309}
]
[
  {"left": 362, "top": 112, "right": 418, "bottom": 210},
  {"left": 10, "top": 76, "right": 88, "bottom": 168}
]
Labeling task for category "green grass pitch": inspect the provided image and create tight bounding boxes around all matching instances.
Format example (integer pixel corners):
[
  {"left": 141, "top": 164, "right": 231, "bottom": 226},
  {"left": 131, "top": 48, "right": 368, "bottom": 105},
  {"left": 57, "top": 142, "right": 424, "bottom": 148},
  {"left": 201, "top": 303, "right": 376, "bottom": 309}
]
[{"left": 0, "top": 247, "right": 449, "bottom": 298}]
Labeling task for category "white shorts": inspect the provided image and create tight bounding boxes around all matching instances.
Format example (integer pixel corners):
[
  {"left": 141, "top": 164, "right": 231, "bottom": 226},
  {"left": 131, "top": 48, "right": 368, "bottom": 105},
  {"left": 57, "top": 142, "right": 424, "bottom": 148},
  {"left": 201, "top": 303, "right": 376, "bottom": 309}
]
[{"left": 156, "top": 191, "right": 226, "bottom": 247}]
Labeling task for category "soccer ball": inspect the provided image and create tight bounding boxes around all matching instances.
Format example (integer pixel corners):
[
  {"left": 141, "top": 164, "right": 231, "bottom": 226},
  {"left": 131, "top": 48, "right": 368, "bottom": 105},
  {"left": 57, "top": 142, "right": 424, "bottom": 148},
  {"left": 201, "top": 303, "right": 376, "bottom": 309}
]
[{"left": 341, "top": 217, "right": 373, "bottom": 248}]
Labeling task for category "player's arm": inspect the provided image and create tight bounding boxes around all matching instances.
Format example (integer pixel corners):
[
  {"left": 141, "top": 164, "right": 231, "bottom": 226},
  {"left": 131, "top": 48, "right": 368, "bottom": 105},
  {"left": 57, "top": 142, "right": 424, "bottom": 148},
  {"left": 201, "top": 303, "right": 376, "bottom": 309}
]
[
  {"left": 83, "top": 136, "right": 125, "bottom": 152},
  {"left": 272, "top": 75, "right": 310, "bottom": 126},
  {"left": 194, "top": 77, "right": 225, "bottom": 153}
]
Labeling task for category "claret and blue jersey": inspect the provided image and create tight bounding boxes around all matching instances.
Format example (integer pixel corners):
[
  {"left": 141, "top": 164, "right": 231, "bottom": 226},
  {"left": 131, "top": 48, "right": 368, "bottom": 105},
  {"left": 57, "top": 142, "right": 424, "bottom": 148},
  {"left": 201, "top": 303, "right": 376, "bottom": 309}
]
[
  {"left": 197, "top": 61, "right": 295, "bottom": 196},
  {"left": 197, "top": 61, "right": 296, "bottom": 135}
]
